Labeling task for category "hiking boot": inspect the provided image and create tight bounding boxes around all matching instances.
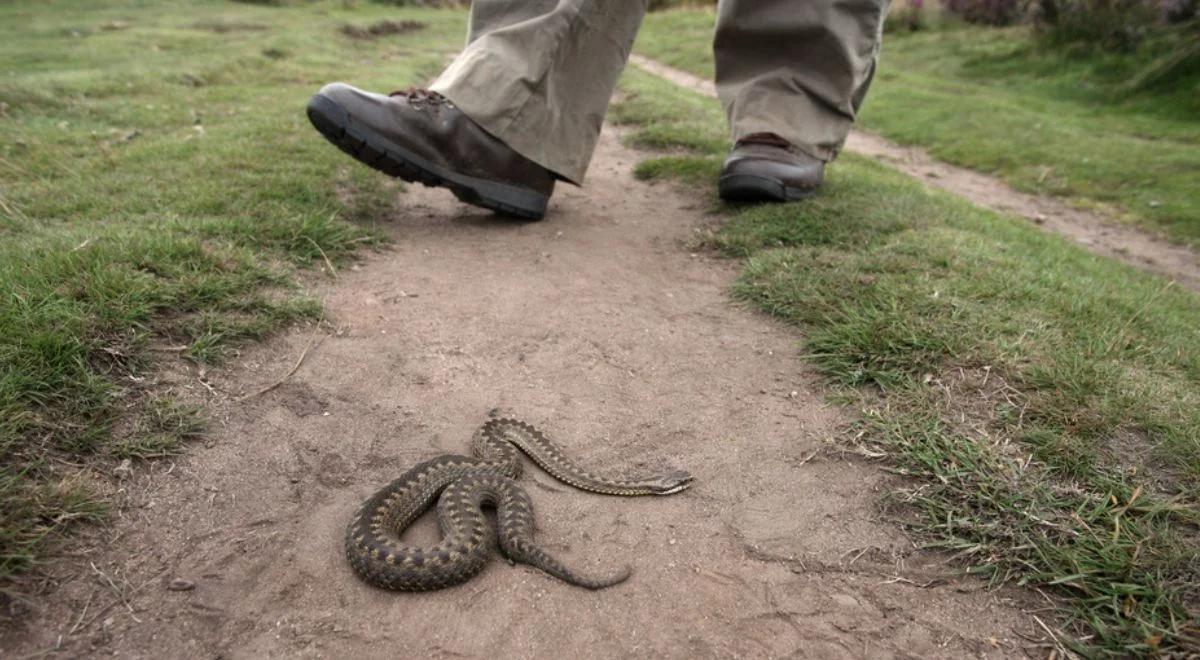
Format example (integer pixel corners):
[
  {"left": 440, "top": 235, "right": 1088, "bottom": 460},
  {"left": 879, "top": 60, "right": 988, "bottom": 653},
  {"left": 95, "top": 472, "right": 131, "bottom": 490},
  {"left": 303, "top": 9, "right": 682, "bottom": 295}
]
[
  {"left": 718, "top": 133, "right": 824, "bottom": 203},
  {"left": 306, "top": 83, "right": 555, "bottom": 220}
]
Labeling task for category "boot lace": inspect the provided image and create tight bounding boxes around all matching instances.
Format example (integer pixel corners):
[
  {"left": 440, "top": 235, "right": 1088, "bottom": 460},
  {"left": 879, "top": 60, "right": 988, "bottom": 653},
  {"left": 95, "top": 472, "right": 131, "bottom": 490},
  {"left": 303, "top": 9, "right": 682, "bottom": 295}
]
[{"left": 389, "top": 87, "right": 452, "bottom": 107}]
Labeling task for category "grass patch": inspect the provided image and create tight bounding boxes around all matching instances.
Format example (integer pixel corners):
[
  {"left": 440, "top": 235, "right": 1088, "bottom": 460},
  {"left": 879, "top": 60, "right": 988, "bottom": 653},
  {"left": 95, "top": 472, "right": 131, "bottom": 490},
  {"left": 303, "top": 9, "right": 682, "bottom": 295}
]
[
  {"left": 0, "top": 0, "right": 466, "bottom": 589},
  {"left": 633, "top": 10, "right": 1200, "bottom": 246},
  {"left": 614, "top": 67, "right": 1200, "bottom": 655},
  {"left": 339, "top": 19, "right": 426, "bottom": 40},
  {"left": 115, "top": 395, "right": 205, "bottom": 460}
]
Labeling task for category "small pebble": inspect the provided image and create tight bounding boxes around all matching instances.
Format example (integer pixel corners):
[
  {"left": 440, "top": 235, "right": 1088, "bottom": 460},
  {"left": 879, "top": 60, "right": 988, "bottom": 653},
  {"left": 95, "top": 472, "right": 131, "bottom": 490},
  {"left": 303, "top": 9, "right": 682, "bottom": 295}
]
[
  {"left": 167, "top": 578, "right": 195, "bottom": 592},
  {"left": 112, "top": 459, "right": 133, "bottom": 481}
]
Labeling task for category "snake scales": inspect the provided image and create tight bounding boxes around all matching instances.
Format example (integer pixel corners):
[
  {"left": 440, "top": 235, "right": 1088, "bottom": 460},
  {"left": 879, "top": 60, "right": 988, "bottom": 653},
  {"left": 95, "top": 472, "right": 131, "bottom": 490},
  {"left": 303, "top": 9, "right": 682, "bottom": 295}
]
[{"left": 346, "top": 418, "right": 694, "bottom": 591}]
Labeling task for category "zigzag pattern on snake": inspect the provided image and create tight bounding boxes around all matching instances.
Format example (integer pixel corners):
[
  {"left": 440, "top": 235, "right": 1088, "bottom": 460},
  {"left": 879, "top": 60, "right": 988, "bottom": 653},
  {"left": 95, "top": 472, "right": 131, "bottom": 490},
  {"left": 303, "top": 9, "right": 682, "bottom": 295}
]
[{"left": 345, "top": 418, "right": 694, "bottom": 591}]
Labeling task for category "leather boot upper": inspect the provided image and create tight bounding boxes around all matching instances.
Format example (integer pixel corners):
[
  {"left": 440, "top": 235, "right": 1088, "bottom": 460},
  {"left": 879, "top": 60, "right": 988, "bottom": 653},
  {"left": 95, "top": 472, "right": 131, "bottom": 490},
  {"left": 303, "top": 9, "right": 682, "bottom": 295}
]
[
  {"left": 721, "top": 133, "right": 826, "bottom": 193},
  {"left": 316, "top": 83, "right": 555, "bottom": 197}
]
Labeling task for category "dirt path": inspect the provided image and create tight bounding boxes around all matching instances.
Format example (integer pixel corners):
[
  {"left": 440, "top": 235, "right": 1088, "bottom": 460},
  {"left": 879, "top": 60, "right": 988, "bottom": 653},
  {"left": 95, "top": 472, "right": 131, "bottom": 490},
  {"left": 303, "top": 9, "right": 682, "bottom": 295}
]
[
  {"left": 630, "top": 55, "right": 1200, "bottom": 292},
  {"left": 3, "top": 128, "right": 1034, "bottom": 659}
]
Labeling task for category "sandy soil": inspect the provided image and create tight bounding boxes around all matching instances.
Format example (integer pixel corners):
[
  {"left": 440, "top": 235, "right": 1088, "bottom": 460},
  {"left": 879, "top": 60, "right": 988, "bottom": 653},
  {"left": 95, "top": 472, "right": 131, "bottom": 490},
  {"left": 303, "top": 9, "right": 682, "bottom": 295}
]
[
  {"left": 2, "top": 128, "right": 1037, "bottom": 659},
  {"left": 629, "top": 55, "right": 1200, "bottom": 293}
]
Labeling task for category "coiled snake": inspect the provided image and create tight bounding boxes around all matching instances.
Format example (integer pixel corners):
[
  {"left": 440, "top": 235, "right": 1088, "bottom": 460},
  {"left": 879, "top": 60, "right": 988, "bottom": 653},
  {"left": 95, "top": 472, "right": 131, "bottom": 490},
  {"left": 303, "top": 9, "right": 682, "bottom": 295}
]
[{"left": 346, "top": 418, "right": 694, "bottom": 591}]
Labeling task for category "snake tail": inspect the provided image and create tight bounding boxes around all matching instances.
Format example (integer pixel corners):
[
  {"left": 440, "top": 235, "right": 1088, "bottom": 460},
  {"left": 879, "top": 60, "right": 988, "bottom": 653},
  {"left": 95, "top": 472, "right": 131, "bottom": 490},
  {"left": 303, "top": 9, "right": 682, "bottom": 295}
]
[{"left": 494, "top": 480, "right": 633, "bottom": 590}]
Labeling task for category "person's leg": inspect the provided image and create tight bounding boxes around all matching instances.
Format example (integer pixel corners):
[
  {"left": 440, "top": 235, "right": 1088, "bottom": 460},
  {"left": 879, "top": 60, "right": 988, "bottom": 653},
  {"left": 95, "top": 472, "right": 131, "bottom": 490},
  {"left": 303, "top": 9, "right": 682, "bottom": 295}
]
[
  {"left": 714, "top": 0, "right": 889, "bottom": 201},
  {"left": 307, "top": 0, "right": 647, "bottom": 220},
  {"left": 715, "top": 0, "right": 888, "bottom": 160},
  {"left": 430, "top": 0, "right": 648, "bottom": 185}
]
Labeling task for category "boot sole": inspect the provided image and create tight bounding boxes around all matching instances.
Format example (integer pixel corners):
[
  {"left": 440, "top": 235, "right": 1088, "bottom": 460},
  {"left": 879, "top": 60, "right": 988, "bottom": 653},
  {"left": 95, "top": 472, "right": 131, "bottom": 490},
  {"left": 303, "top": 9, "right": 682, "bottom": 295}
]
[
  {"left": 717, "top": 174, "right": 818, "bottom": 203},
  {"left": 306, "top": 94, "right": 548, "bottom": 220}
]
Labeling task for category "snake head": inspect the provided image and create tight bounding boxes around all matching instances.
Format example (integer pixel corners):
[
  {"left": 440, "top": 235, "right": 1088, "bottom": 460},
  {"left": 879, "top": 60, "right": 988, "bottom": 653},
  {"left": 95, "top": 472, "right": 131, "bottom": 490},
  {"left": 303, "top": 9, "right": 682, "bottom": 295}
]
[{"left": 646, "top": 470, "right": 694, "bottom": 495}]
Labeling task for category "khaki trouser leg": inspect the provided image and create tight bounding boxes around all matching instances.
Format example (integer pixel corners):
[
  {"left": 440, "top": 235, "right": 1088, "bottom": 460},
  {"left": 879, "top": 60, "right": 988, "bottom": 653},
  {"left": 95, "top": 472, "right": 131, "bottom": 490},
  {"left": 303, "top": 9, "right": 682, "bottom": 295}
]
[
  {"left": 714, "top": 0, "right": 890, "bottom": 162},
  {"left": 431, "top": 0, "right": 888, "bottom": 183},
  {"left": 430, "top": 0, "right": 649, "bottom": 184}
]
